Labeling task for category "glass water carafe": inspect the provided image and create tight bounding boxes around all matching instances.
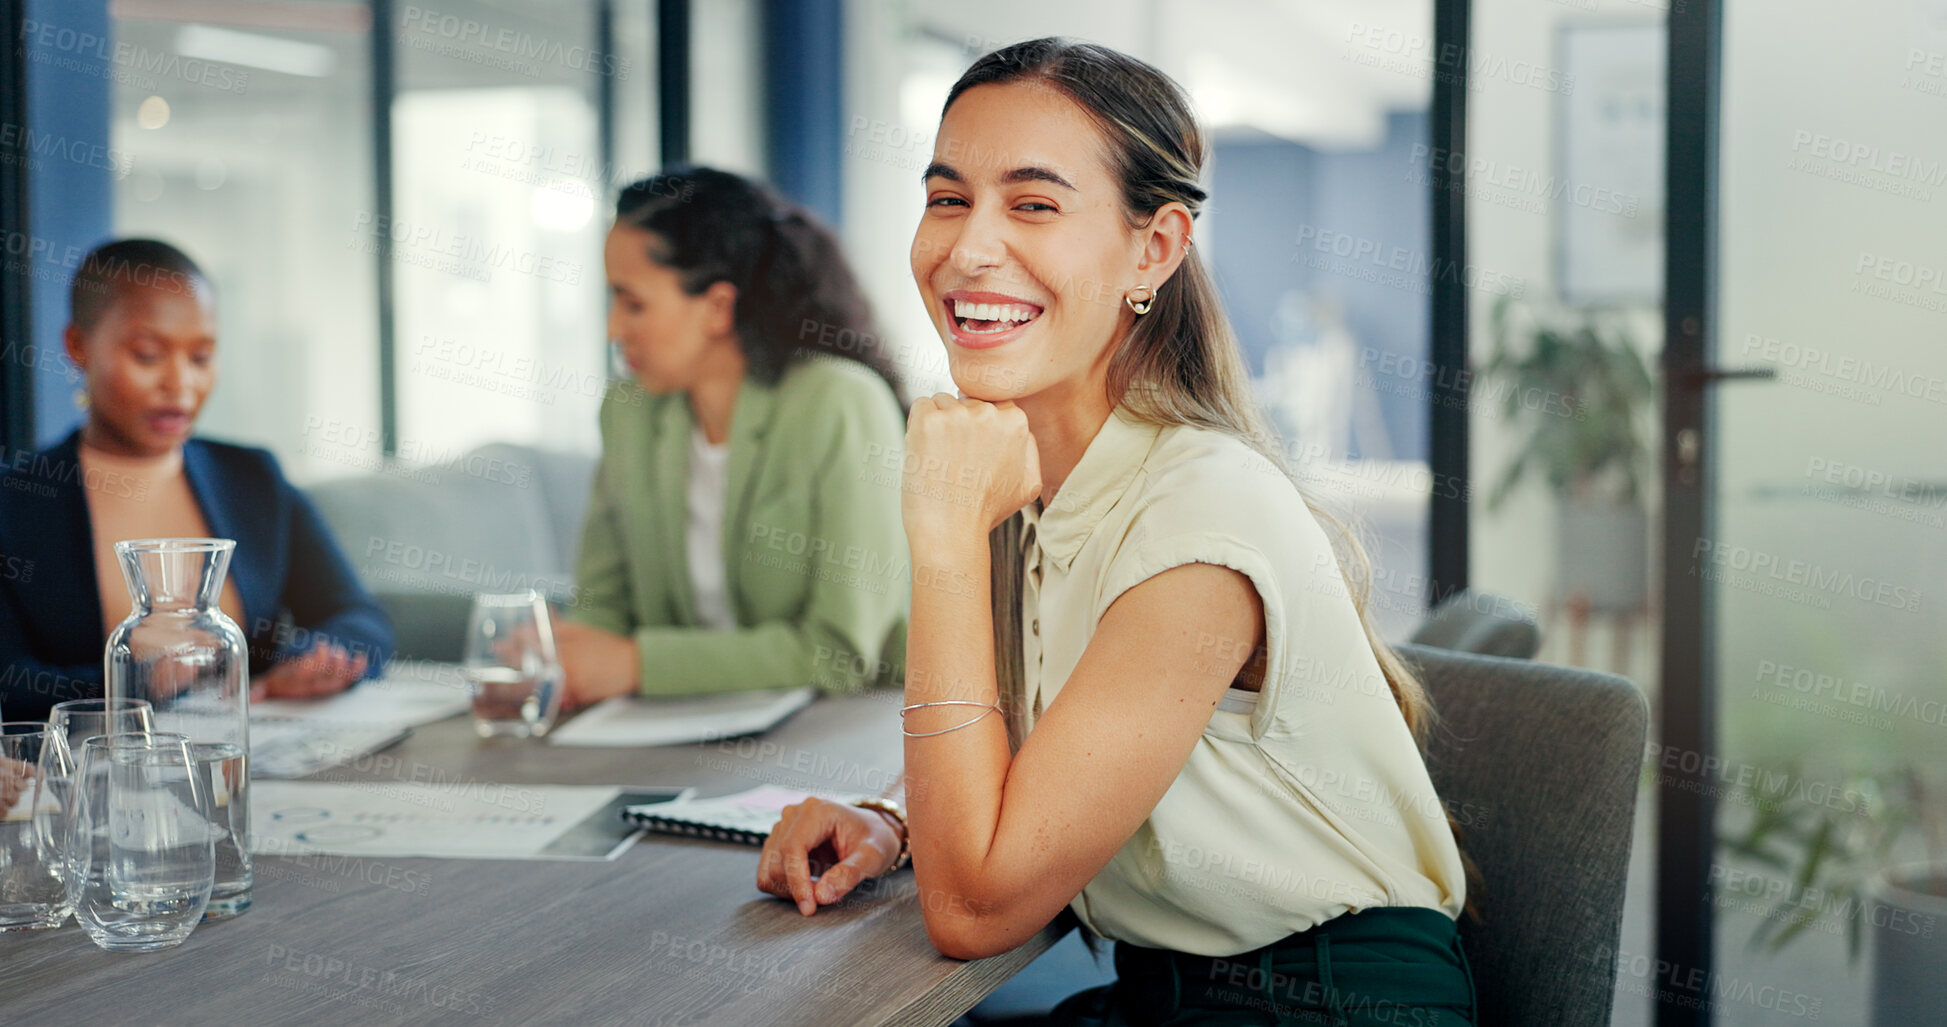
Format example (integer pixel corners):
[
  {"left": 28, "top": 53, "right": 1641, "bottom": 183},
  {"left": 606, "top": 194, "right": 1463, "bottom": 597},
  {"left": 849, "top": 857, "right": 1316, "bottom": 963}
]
[{"left": 104, "top": 538, "right": 252, "bottom": 918}]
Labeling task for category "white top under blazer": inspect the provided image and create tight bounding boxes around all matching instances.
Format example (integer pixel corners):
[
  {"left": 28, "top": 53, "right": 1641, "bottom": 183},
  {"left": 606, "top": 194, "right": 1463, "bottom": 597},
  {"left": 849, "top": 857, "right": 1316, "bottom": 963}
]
[{"left": 1017, "top": 407, "right": 1466, "bottom": 956}]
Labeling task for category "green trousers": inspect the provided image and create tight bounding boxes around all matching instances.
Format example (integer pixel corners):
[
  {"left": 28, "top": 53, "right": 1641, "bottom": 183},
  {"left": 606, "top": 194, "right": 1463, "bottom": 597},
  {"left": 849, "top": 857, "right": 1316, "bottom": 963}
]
[{"left": 1046, "top": 907, "right": 1477, "bottom": 1027}]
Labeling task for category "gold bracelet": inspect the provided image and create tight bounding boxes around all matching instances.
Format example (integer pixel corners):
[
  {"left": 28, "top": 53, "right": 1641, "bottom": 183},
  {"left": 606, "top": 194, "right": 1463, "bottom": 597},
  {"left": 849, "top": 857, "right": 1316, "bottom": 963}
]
[{"left": 851, "top": 797, "right": 910, "bottom": 872}]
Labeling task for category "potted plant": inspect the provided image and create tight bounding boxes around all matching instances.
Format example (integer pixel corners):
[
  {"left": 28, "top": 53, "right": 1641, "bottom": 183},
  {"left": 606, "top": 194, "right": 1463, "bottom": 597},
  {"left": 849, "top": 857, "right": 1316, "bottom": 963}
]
[
  {"left": 1719, "top": 764, "right": 1947, "bottom": 1025},
  {"left": 1479, "top": 295, "right": 1658, "bottom": 616}
]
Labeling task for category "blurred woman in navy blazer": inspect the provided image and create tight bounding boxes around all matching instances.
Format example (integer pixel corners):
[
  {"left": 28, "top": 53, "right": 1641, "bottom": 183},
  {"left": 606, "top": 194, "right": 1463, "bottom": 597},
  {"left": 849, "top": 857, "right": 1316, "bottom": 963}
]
[{"left": 0, "top": 239, "right": 392, "bottom": 721}]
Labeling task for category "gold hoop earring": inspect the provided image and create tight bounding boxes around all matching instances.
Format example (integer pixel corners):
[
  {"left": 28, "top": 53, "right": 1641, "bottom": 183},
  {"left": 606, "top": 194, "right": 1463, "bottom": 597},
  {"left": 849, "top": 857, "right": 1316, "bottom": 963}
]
[{"left": 1125, "top": 285, "right": 1154, "bottom": 316}]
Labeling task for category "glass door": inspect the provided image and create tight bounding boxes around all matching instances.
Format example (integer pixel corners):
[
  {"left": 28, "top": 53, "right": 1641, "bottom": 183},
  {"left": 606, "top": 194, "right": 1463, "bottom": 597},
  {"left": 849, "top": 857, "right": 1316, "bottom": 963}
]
[
  {"left": 1702, "top": 1, "right": 1947, "bottom": 1023},
  {"left": 1459, "top": 5, "right": 1669, "bottom": 1018}
]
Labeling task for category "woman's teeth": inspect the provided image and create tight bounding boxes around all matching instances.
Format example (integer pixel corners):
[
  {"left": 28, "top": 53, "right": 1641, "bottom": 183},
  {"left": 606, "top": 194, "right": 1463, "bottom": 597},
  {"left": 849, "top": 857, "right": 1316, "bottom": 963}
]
[{"left": 951, "top": 299, "right": 1041, "bottom": 333}]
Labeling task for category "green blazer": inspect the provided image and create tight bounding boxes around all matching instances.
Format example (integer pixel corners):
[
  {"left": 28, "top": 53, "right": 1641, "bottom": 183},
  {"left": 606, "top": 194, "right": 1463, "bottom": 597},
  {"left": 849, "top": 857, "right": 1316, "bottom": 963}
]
[{"left": 571, "top": 357, "right": 908, "bottom": 695}]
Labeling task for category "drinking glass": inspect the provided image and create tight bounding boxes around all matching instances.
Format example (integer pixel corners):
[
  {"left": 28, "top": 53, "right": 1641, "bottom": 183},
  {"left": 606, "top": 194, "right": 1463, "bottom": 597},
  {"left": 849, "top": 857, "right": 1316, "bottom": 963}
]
[
  {"left": 463, "top": 591, "right": 564, "bottom": 738},
  {"left": 66, "top": 732, "right": 215, "bottom": 952},
  {"left": 46, "top": 698, "right": 157, "bottom": 764},
  {"left": 1, "top": 723, "right": 67, "bottom": 930},
  {"left": 38, "top": 698, "right": 156, "bottom": 879}
]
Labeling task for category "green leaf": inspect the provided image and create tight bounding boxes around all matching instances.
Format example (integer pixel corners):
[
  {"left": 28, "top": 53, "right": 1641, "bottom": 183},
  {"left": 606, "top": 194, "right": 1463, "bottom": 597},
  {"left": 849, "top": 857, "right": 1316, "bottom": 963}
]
[
  {"left": 1795, "top": 816, "right": 1836, "bottom": 893},
  {"left": 1767, "top": 900, "right": 1824, "bottom": 950}
]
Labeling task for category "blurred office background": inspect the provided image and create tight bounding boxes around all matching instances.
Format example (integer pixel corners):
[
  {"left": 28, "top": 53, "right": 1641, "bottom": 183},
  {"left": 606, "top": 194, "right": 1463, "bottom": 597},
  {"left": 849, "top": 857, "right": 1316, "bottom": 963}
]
[{"left": 3, "top": 2, "right": 1943, "bottom": 1024}]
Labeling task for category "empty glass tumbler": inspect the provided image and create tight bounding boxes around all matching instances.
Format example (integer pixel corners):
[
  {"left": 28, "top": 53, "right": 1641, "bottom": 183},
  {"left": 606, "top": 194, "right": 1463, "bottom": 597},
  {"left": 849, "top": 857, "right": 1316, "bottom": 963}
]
[
  {"left": 104, "top": 538, "right": 252, "bottom": 918},
  {"left": 38, "top": 699, "right": 157, "bottom": 890},
  {"left": 46, "top": 698, "right": 158, "bottom": 756},
  {"left": 1, "top": 723, "right": 68, "bottom": 931},
  {"left": 65, "top": 732, "right": 216, "bottom": 952}
]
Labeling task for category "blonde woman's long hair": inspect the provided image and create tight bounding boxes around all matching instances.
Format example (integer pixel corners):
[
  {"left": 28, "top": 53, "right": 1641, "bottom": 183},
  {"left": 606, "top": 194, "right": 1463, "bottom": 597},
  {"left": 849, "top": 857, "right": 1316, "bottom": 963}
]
[{"left": 947, "top": 38, "right": 1436, "bottom": 756}]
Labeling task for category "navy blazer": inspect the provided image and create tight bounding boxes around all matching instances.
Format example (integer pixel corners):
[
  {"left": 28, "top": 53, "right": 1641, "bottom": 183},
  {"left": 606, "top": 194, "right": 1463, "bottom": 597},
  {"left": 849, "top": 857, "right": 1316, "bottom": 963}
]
[{"left": 0, "top": 431, "right": 393, "bottom": 721}]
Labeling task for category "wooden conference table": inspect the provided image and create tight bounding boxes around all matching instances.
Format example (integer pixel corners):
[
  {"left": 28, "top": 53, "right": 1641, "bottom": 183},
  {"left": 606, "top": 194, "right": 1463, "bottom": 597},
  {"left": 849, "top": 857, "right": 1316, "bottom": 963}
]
[{"left": 0, "top": 691, "right": 1064, "bottom": 1026}]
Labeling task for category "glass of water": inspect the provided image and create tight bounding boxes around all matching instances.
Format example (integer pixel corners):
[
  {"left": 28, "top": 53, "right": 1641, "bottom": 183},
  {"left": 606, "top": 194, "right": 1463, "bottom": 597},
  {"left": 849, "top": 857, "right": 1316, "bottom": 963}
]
[
  {"left": 185, "top": 738, "right": 251, "bottom": 919},
  {"left": 66, "top": 732, "right": 215, "bottom": 952},
  {"left": 1, "top": 723, "right": 68, "bottom": 931},
  {"left": 463, "top": 590, "right": 564, "bottom": 738},
  {"left": 38, "top": 699, "right": 156, "bottom": 886}
]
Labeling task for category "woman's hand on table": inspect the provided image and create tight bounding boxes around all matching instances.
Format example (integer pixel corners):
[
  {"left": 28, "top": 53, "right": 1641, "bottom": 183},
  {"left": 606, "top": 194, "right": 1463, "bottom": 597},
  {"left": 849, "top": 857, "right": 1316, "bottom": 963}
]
[
  {"left": 758, "top": 797, "right": 903, "bottom": 915},
  {"left": 251, "top": 642, "right": 366, "bottom": 701},
  {"left": 552, "top": 620, "right": 639, "bottom": 709}
]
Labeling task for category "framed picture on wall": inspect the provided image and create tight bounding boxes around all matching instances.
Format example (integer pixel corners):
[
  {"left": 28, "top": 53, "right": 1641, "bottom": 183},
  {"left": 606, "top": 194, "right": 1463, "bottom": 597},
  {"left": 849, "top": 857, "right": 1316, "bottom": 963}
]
[{"left": 1556, "top": 23, "right": 1666, "bottom": 304}]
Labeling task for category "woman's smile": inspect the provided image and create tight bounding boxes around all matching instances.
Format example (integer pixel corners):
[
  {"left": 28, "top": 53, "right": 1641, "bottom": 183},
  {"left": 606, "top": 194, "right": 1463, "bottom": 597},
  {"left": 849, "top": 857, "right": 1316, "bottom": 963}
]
[{"left": 942, "top": 289, "right": 1046, "bottom": 349}]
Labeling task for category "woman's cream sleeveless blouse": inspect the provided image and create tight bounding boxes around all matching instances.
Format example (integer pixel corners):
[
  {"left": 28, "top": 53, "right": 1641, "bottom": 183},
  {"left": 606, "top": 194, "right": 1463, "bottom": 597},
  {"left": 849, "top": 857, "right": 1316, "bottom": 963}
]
[{"left": 1016, "top": 408, "right": 1466, "bottom": 956}]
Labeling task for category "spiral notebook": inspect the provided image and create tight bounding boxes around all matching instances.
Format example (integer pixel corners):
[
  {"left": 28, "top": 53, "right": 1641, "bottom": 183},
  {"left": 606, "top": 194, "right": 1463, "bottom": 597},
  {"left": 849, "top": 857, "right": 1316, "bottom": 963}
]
[{"left": 623, "top": 784, "right": 859, "bottom": 846}]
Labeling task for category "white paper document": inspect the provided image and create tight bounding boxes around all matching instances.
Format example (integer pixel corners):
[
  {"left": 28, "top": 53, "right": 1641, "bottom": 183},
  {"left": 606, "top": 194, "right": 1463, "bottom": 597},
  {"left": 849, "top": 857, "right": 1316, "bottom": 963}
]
[
  {"left": 251, "top": 781, "right": 686, "bottom": 861},
  {"left": 251, "top": 661, "right": 472, "bottom": 779},
  {"left": 547, "top": 686, "right": 815, "bottom": 748},
  {"left": 253, "top": 660, "right": 472, "bottom": 727}
]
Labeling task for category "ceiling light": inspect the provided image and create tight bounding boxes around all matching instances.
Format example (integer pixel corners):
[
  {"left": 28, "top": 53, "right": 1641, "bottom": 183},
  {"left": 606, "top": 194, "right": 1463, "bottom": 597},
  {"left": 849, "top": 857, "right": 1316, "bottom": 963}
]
[
  {"left": 174, "top": 24, "right": 336, "bottom": 78},
  {"left": 136, "top": 95, "right": 170, "bottom": 129}
]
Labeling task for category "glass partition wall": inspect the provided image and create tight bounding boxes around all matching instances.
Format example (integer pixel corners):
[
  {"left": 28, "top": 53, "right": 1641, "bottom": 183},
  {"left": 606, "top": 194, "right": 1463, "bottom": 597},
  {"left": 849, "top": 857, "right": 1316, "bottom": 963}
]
[
  {"left": 1465, "top": 2, "right": 1666, "bottom": 1023},
  {"left": 1704, "top": 2, "right": 1947, "bottom": 1023},
  {"left": 109, "top": 3, "right": 380, "bottom": 482},
  {"left": 100, "top": 0, "right": 654, "bottom": 483},
  {"left": 1472, "top": 2, "right": 1947, "bottom": 1024},
  {"left": 390, "top": 0, "right": 612, "bottom": 464}
]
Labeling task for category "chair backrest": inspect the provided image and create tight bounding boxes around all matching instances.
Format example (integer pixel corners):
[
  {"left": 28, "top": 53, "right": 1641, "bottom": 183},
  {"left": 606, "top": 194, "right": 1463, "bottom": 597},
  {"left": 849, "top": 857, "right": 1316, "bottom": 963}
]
[
  {"left": 1409, "top": 589, "right": 1541, "bottom": 659},
  {"left": 1396, "top": 643, "right": 1647, "bottom": 1027},
  {"left": 305, "top": 443, "right": 597, "bottom": 660}
]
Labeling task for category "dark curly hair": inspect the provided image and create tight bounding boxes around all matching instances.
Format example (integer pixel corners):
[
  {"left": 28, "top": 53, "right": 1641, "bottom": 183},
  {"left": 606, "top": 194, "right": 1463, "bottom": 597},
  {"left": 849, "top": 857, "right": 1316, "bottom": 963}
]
[{"left": 613, "top": 167, "right": 901, "bottom": 398}]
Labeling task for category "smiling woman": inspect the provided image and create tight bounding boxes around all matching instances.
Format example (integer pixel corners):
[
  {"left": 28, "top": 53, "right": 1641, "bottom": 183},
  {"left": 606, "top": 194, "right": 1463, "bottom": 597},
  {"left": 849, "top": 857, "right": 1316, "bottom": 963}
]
[{"left": 758, "top": 39, "right": 1477, "bottom": 1027}]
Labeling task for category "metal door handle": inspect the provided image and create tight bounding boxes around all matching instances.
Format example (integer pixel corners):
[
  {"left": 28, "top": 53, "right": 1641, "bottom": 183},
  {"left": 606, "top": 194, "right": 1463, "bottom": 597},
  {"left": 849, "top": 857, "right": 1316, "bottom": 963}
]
[{"left": 1674, "top": 365, "right": 1778, "bottom": 386}]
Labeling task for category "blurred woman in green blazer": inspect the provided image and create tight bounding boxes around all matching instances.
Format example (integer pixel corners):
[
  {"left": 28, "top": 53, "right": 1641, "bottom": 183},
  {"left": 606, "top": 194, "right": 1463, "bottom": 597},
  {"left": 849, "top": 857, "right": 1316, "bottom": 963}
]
[{"left": 555, "top": 168, "right": 908, "bottom": 706}]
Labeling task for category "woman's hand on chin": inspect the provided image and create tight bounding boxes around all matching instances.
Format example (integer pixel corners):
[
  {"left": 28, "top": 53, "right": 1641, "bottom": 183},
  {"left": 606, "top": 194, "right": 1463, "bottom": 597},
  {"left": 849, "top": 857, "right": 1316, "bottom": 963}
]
[
  {"left": 251, "top": 642, "right": 367, "bottom": 701},
  {"left": 757, "top": 797, "right": 903, "bottom": 915},
  {"left": 902, "top": 393, "right": 1042, "bottom": 547}
]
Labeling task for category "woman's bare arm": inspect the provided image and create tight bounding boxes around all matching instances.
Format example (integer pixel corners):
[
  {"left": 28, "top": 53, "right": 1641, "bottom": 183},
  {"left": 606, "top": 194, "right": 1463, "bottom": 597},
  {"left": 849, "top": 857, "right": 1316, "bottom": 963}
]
[{"left": 904, "top": 545, "right": 1261, "bottom": 959}]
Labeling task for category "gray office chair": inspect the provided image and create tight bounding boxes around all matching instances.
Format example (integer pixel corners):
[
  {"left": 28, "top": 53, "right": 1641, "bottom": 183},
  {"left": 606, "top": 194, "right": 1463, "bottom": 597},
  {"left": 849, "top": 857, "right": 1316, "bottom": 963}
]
[
  {"left": 306, "top": 443, "right": 596, "bottom": 662},
  {"left": 1397, "top": 642, "right": 1648, "bottom": 1027},
  {"left": 1410, "top": 588, "right": 1542, "bottom": 659},
  {"left": 968, "top": 646, "right": 1645, "bottom": 1027}
]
